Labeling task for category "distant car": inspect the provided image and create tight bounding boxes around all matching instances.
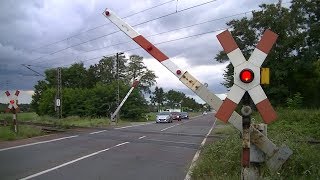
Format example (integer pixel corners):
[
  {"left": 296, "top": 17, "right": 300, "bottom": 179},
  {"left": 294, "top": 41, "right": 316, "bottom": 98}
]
[
  {"left": 180, "top": 112, "right": 189, "bottom": 119},
  {"left": 156, "top": 112, "right": 173, "bottom": 123},
  {"left": 203, "top": 111, "right": 207, "bottom": 115},
  {"left": 170, "top": 112, "right": 181, "bottom": 121}
]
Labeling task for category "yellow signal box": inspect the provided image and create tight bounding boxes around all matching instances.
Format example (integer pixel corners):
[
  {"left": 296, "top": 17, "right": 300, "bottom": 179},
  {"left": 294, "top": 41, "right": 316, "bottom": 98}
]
[{"left": 261, "top": 68, "right": 270, "bottom": 85}]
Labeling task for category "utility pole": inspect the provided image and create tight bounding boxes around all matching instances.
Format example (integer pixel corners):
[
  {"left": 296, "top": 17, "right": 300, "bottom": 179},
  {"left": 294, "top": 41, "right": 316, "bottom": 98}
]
[
  {"left": 56, "top": 67, "right": 62, "bottom": 119},
  {"left": 116, "top": 52, "right": 123, "bottom": 123}
]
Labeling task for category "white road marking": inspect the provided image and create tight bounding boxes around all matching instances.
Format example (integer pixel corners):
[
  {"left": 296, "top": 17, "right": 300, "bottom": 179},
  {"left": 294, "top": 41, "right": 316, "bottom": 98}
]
[
  {"left": 138, "top": 136, "right": 146, "bottom": 139},
  {"left": 114, "top": 122, "right": 154, "bottom": 130},
  {"left": 144, "top": 138, "right": 198, "bottom": 145},
  {"left": 160, "top": 124, "right": 180, "bottom": 132},
  {"left": 184, "top": 119, "right": 217, "bottom": 180},
  {"left": 20, "top": 141, "right": 130, "bottom": 180},
  {"left": 0, "top": 135, "right": 79, "bottom": 152},
  {"left": 89, "top": 130, "right": 107, "bottom": 135}
]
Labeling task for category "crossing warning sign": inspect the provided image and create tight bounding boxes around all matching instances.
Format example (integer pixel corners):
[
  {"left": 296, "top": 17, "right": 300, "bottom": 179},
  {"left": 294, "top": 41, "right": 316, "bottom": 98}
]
[
  {"left": 215, "top": 30, "right": 278, "bottom": 124},
  {"left": 5, "top": 90, "right": 20, "bottom": 112}
]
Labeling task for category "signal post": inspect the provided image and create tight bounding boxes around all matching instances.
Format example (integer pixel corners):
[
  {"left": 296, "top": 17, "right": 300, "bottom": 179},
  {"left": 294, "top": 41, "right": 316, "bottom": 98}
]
[
  {"left": 5, "top": 90, "right": 20, "bottom": 133},
  {"left": 215, "top": 29, "right": 292, "bottom": 179}
]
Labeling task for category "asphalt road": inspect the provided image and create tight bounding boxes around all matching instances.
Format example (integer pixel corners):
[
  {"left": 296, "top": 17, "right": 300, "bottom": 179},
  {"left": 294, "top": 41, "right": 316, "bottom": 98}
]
[{"left": 0, "top": 113, "right": 217, "bottom": 180}]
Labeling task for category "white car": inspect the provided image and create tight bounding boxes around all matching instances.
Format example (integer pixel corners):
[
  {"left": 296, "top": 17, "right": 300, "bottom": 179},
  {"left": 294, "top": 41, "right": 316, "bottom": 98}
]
[
  {"left": 202, "top": 111, "right": 207, "bottom": 115},
  {"left": 156, "top": 112, "right": 173, "bottom": 123}
]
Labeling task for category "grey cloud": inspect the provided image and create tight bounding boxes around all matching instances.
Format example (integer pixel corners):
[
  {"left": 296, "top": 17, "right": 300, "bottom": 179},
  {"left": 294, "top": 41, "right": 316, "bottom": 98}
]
[{"left": 0, "top": 0, "right": 278, "bottom": 95}]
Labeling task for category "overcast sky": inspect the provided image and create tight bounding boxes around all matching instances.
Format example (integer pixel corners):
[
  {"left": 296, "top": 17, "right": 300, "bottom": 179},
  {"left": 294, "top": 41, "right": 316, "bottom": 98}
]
[{"left": 0, "top": 0, "right": 281, "bottom": 104}]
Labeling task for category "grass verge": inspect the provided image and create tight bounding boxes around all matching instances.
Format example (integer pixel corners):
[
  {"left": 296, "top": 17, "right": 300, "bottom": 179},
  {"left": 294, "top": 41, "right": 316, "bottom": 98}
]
[
  {"left": 191, "top": 108, "right": 320, "bottom": 179},
  {"left": 0, "top": 125, "right": 45, "bottom": 141}
]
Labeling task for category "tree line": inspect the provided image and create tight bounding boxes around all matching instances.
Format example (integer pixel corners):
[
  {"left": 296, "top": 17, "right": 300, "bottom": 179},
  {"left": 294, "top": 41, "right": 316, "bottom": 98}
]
[
  {"left": 149, "top": 87, "right": 205, "bottom": 112},
  {"left": 31, "top": 54, "right": 157, "bottom": 120}
]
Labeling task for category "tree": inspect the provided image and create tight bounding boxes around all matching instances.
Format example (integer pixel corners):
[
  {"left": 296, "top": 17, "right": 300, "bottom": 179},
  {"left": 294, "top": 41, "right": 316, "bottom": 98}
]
[
  {"left": 181, "top": 96, "right": 203, "bottom": 111},
  {"left": 127, "top": 55, "right": 157, "bottom": 93},
  {"left": 215, "top": 0, "right": 320, "bottom": 107},
  {"left": 63, "top": 63, "right": 93, "bottom": 88},
  {"left": 150, "top": 86, "right": 166, "bottom": 111},
  {"left": 31, "top": 80, "right": 48, "bottom": 113},
  {"left": 90, "top": 56, "right": 123, "bottom": 84},
  {"left": 165, "top": 89, "right": 185, "bottom": 108}
]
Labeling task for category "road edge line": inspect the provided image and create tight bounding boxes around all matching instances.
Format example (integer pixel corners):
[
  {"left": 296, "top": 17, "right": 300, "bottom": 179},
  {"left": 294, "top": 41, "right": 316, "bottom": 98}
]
[
  {"left": 89, "top": 130, "right": 107, "bottom": 135},
  {"left": 184, "top": 118, "right": 217, "bottom": 180},
  {"left": 20, "top": 141, "right": 130, "bottom": 180},
  {"left": 0, "top": 135, "right": 79, "bottom": 152}
]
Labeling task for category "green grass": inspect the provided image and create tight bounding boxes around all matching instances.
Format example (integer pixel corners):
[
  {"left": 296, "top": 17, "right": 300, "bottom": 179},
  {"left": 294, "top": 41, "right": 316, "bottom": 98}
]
[
  {"left": 191, "top": 133, "right": 241, "bottom": 179},
  {"left": 191, "top": 108, "right": 320, "bottom": 179},
  {"left": 0, "top": 125, "right": 45, "bottom": 141},
  {"left": 0, "top": 112, "right": 39, "bottom": 121},
  {"left": 212, "top": 124, "right": 238, "bottom": 135},
  {"left": 55, "top": 116, "right": 112, "bottom": 128},
  {"left": 0, "top": 112, "right": 141, "bottom": 128}
]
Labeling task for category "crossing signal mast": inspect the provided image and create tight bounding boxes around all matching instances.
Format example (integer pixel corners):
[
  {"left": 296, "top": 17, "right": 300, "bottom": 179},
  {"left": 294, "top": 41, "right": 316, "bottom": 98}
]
[
  {"left": 102, "top": 8, "right": 292, "bottom": 178},
  {"left": 215, "top": 29, "right": 278, "bottom": 124},
  {"left": 56, "top": 67, "right": 62, "bottom": 119},
  {"left": 215, "top": 29, "right": 291, "bottom": 178},
  {"left": 5, "top": 90, "right": 20, "bottom": 133}
]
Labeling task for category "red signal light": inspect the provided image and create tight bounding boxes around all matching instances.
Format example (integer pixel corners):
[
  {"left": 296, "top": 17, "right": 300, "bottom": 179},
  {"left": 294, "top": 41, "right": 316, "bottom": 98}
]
[
  {"left": 240, "top": 69, "right": 254, "bottom": 83},
  {"left": 10, "top": 100, "right": 15, "bottom": 104}
]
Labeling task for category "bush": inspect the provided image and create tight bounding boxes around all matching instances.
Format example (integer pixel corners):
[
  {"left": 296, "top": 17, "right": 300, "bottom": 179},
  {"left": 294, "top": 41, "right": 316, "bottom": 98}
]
[
  {"left": 37, "top": 83, "right": 148, "bottom": 119},
  {"left": 286, "top": 92, "right": 303, "bottom": 109}
]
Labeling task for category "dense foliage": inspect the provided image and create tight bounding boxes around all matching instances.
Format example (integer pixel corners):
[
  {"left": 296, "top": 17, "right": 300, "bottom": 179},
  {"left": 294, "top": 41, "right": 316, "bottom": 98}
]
[
  {"left": 215, "top": 0, "right": 320, "bottom": 107},
  {"left": 150, "top": 87, "right": 204, "bottom": 112},
  {"left": 31, "top": 54, "right": 155, "bottom": 119}
]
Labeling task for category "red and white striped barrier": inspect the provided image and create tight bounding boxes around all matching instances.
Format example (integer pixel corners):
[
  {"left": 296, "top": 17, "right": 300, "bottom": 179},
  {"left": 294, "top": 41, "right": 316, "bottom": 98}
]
[
  {"left": 103, "top": 9, "right": 243, "bottom": 129},
  {"left": 215, "top": 30, "right": 278, "bottom": 124},
  {"left": 111, "top": 76, "right": 142, "bottom": 122},
  {"left": 103, "top": 10, "right": 185, "bottom": 80},
  {"left": 5, "top": 90, "right": 20, "bottom": 111}
]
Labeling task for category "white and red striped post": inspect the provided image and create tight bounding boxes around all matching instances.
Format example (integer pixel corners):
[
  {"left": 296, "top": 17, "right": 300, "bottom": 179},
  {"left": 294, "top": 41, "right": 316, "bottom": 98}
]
[
  {"left": 215, "top": 29, "right": 278, "bottom": 178},
  {"left": 111, "top": 76, "right": 142, "bottom": 123},
  {"left": 5, "top": 90, "right": 20, "bottom": 133}
]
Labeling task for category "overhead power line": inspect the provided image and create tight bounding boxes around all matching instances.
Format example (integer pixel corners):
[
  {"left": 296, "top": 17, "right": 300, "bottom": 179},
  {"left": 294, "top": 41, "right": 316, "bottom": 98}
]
[
  {"left": 30, "top": 0, "right": 218, "bottom": 63},
  {"left": 28, "top": 27, "right": 226, "bottom": 70},
  {"left": 21, "top": 64, "right": 46, "bottom": 77},
  {"left": 30, "top": 0, "right": 176, "bottom": 52},
  {"left": 25, "top": 1, "right": 292, "bottom": 68},
  {"left": 55, "top": 27, "right": 228, "bottom": 68},
  {"left": 34, "top": 1, "right": 292, "bottom": 66},
  {"left": 35, "top": 9, "right": 250, "bottom": 65}
]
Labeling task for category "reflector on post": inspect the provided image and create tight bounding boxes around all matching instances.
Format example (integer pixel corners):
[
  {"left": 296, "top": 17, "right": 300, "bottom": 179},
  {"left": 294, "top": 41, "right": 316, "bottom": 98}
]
[{"left": 261, "top": 68, "right": 270, "bottom": 85}]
